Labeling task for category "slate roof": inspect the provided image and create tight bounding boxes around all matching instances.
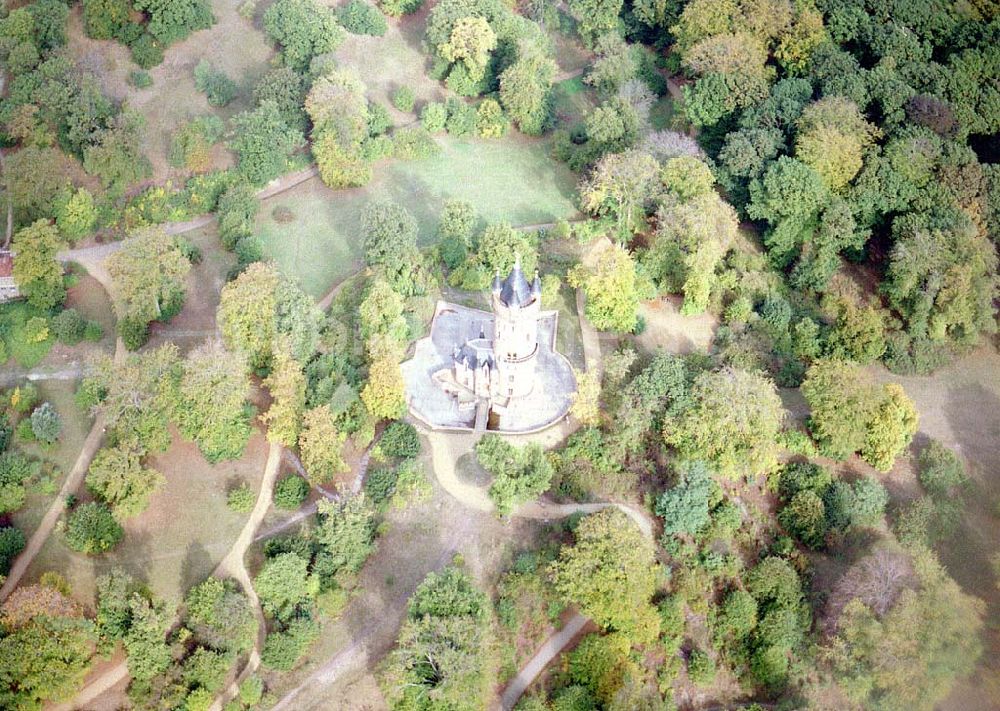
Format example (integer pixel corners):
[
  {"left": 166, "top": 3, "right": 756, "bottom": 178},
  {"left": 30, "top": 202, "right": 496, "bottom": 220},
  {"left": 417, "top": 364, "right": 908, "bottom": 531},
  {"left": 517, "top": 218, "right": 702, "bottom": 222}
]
[{"left": 496, "top": 256, "right": 537, "bottom": 308}]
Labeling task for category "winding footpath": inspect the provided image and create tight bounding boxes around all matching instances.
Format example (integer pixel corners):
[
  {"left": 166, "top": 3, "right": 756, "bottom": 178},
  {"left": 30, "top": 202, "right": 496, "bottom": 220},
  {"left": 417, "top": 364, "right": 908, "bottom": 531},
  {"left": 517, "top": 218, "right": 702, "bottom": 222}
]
[{"left": 209, "top": 441, "right": 283, "bottom": 711}]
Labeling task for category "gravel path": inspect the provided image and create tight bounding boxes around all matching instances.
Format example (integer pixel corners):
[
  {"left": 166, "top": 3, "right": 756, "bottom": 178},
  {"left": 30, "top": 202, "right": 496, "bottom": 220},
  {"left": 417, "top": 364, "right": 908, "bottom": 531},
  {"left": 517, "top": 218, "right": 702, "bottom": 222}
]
[{"left": 500, "top": 613, "right": 589, "bottom": 710}]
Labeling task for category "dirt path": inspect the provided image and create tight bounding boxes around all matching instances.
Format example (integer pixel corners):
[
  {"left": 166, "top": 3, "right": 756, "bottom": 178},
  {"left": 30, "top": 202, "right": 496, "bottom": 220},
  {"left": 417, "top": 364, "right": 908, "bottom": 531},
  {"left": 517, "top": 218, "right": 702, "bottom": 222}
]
[
  {"left": 209, "top": 441, "right": 283, "bottom": 711},
  {"left": 0, "top": 255, "right": 124, "bottom": 602},
  {"left": 58, "top": 166, "right": 321, "bottom": 265},
  {"left": 500, "top": 613, "right": 589, "bottom": 710}
]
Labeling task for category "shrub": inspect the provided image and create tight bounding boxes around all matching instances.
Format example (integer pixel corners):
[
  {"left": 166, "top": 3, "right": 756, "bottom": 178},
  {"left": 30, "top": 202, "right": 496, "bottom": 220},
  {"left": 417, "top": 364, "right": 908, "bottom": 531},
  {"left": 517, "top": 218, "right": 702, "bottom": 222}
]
[
  {"left": 227, "top": 483, "right": 256, "bottom": 513},
  {"left": 421, "top": 102, "right": 447, "bottom": 132},
  {"left": 15, "top": 419, "right": 35, "bottom": 443},
  {"left": 261, "top": 618, "right": 320, "bottom": 670},
  {"left": 24, "top": 317, "right": 50, "bottom": 344},
  {"left": 377, "top": 0, "right": 423, "bottom": 16},
  {"left": 687, "top": 649, "right": 716, "bottom": 686},
  {"left": 130, "top": 33, "right": 164, "bottom": 69},
  {"left": 0, "top": 526, "right": 26, "bottom": 575},
  {"left": 30, "top": 402, "right": 62, "bottom": 443},
  {"left": 238, "top": 676, "right": 264, "bottom": 706},
  {"left": 392, "top": 127, "right": 439, "bottom": 160},
  {"left": 64, "top": 502, "right": 124, "bottom": 554},
  {"left": 273, "top": 475, "right": 309, "bottom": 510},
  {"left": 377, "top": 421, "right": 420, "bottom": 459},
  {"left": 367, "top": 103, "right": 392, "bottom": 136},
  {"left": 194, "top": 59, "right": 239, "bottom": 107},
  {"left": 391, "top": 86, "right": 415, "bottom": 112},
  {"left": 918, "top": 440, "right": 967, "bottom": 498},
  {"left": 445, "top": 97, "right": 476, "bottom": 136},
  {"left": 475, "top": 99, "right": 508, "bottom": 138},
  {"left": 83, "top": 321, "right": 104, "bottom": 342},
  {"left": 338, "top": 0, "right": 387, "bottom": 36},
  {"left": 52, "top": 309, "right": 87, "bottom": 345},
  {"left": 129, "top": 70, "right": 153, "bottom": 88}
]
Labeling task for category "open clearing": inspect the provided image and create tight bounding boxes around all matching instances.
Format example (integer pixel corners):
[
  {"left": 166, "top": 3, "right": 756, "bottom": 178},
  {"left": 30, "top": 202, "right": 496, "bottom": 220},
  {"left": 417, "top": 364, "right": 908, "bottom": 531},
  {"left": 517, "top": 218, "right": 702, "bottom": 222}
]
[
  {"left": 22, "top": 428, "right": 269, "bottom": 606},
  {"left": 257, "top": 135, "right": 581, "bottom": 296}
]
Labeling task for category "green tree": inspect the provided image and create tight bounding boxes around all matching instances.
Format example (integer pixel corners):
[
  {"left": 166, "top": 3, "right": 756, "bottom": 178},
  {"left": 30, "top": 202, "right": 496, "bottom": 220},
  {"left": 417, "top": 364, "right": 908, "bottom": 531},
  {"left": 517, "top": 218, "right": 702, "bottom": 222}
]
[
  {"left": 230, "top": 101, "right": 304, "bottom": 186},
  {"left": 262, "top": 0, "right": 344, "bottom": 71},
  {"left": 80, "top": 344, "right": 179, "bottom": 452},
  {"left": 85, "top": 443, "right": 165, "bottom": 519},
  {"left": 476, "top": 435, "right": 554, "bottom": 515},
  {"left": 64, "top": 502, "right": 124, "bottom": 554},
  {"left": 297, "top": 405, "right": 348, "bottom": 485},
  {"left": 567, "top": 244, "right": 641, "bottom": 332},
  {"left": 380, "top": 565, "right": 495, "bottom": 710},
  {"left": 122, "top": 594, "right": 172, "bottom": 683},
  {"left": 655, "top": 460, "right": 713, "bottom": 537},
  {"left": 133, "top": 0, "right": 214, "bottom": 46},
  {"left": 360, "top": 199, "right": 419, "bottom": 283},
  {"left": 185, "top": 578, "right": 257, "bottom": 654},
  {"left": 917, "top": 440, "right": 967, "bottom": 498},
  {"left": 176, "top": 339, "right": 252, "bottom": 463},
  {"left": 4, "top": 147, "right": 69, "bottom": 226},
  {"left": 11, "top": 220, "right": 64, "bottom": 310},
  {"left": 261, "top": 340, "right": 307, "bottom": 446},
  {"left": 306, "top": 69, "right": 371, "bottom": 189},
  {"left": 0, "top": 615, "right": 95, "bottom": 710},
  {"left": 826, "top": 549, "right": 984, "bottom": 711},
  {"left": 314, "top": 496, "right": 376, "bottom": 578},
  {"left": 579, "top": 149, "right": 660, "bottom": 240},
  {"left": 778, "top": 489, "right": 826, "bottom": 548},
  {"left": 82, "top": 111, "right": 152, "bottom": 189},
  {"left": 29, "top": 401, "right": 61, "bottom": 443},
  {"left": 549, "top": 508, "right": 658, "bottom": 642},
  {"left": 254, "top": 552, "right": 318, "bottom": 623},
  {"left": 499, "top": 50, "right": 557, "bottom": 136},
  {"left": 802, "top": 360, "right": 918, "bottom": 471},
  {"left": 666, "top": 368, "right": 783, "bottom": 479},
  {"left": 107, "top": 229, "right": 191, "bottom": 350},
  {"left": 567, "top": 0, "right": 623, "bottom": 44}
]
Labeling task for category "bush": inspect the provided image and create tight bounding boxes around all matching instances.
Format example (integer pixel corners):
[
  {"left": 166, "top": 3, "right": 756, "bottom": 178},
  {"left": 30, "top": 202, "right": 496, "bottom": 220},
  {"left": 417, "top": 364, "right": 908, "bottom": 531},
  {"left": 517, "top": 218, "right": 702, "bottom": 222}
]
[
  {"left": 421, "top": 102, "right": 447, "bottom": 133},
  {"left": 377, "top": 0, "right": 423, "bottom": 16},
  {"left": 476, "top": 99, "right": 508, "bottom": 138},
  {"left": 687, "top": 649, "right": 716, "bottom": 686},
  {"left": 194, "top": 60, "right": 239, "bottom": 107},
  {"left": 261, "top": 618, "right": 320, "bottom": 670},
  {"left": 227, "top": 483, "right": 256, "bottom": 513},
  {"left": 129, "top": 70, "right": 153, "bottom": 88},
  {"left": 0, "top": 526, "right": 26, "bottom": 574},
  {"left": 83, "top": 321, "right": 104, "bottom": 342},
  {"left": 364, "top": 466, "right": 397, "bottom": 508},
  {"left": 52, "top": 309, "right": 87, "bottom": 345},
  {"left": 392, "top": 127, "right": 439, "bottom": 160},
  {"left": 391, "top": 86, "right": 415, "bottom": 112},
  {"left": 15, "top": 419, "right": 35, "bottom": 443},
  {"left": 24, "top": 317, "right": 49, "bottom": 344},
  {"left": 445, "top": 97, "right": 476, "bottom": 136},
  {"left": 377, "top": 421, "right": 420, "bottom": 459},
  {"left": 239, "top": 676, "right": 264, "bottom": 706},
  {"left": 918, "top": 440, "right": 967, "bottom": 498},
  {"left": 64, "top": 502, "right": 124, "bottom": 554},
  {"left": 273, "top": 475, "right": 309, "bottom": 510},
  {"left": 30, "top": 402, "right": 62, "bottom": 444},
  {"left": 338, "top": 0, "right": 387, "bottom": 36},
  {"left": 367, "top": 103, "right": 392, "bottom": 137},
  {"left": 130, "top": 33, "right": 164, "bottom": 68}
]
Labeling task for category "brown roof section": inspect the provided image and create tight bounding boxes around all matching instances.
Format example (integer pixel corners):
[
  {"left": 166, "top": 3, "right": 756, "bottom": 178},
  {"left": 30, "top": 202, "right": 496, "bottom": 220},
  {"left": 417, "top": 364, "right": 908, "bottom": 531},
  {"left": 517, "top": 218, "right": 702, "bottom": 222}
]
[{"left": 0, "top": 252, "right": 12, "bottom": 278}]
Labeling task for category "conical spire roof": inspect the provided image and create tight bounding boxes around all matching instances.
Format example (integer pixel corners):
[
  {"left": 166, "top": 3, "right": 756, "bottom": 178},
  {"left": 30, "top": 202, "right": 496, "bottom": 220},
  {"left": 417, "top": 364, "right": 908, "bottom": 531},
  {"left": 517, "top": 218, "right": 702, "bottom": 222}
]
[{"left": 498, "top": 254, "right": 533, "bottom": 307}]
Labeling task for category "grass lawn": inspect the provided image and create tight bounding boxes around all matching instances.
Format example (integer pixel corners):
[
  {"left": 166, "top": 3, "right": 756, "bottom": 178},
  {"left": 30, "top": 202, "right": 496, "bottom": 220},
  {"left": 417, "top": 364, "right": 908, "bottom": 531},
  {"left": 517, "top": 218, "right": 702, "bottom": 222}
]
[
  {"left": 0, "top": 301, "right": 55, "bottom": 368},
  {"left": 257, "top": 135, "right": 581, "bottom": 297},
  {"left": 10, "top": 380, "right": 92, "bottom": 537},
  {"left": 23, "top": 428, "right": 269, "bottom": 606},
  {"left": 552, "top": 76, "right": 597, "bottom": 127}
]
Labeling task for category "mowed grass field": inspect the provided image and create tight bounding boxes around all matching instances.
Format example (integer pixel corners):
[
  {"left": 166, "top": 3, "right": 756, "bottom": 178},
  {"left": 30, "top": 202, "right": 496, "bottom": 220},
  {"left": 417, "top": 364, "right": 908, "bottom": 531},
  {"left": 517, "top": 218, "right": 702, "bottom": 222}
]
[{"left": 257, "top": 135, "right": 581, "bottom": 297}]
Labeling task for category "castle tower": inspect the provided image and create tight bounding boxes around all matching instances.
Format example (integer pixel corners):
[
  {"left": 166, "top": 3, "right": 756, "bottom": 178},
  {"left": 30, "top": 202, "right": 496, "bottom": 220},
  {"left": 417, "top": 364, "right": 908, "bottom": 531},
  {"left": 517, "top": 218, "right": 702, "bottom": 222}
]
[{"left": 491, "top": 255, "right": 541, "bottom": 400}]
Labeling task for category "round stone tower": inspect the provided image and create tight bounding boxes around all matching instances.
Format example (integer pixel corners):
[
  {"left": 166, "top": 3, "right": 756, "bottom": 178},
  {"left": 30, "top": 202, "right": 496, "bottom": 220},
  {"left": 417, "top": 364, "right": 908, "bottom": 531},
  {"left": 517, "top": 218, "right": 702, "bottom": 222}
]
[{"left": 491, "top": 255, "right": 542, "bottom": 400}]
